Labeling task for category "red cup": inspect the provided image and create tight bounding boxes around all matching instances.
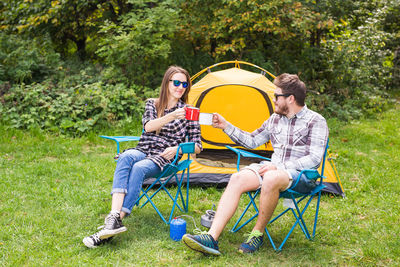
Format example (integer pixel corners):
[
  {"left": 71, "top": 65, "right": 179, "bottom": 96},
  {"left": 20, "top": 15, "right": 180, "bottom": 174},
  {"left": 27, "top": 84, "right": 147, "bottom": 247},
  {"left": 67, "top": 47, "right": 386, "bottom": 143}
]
[{"left": 185, "top": 106, "right": 200, "bottom": 121}]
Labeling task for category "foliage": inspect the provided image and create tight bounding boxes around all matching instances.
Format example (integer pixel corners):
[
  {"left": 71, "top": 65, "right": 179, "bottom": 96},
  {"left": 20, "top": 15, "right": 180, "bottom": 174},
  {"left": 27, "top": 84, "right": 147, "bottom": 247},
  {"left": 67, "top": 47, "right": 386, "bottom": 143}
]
[
  {"left": 96, "top": 0, "right": 179, "bottom": 88},
  {"left": 0, "top": 0, "right": 126, "bottom": 60},
  {"left": 1, "top": 0, "right": 400, "bottom": 128},
  {"left": 0, "top": 80, "right": 153, "bottom": 134},
  {"left": 309, "top": 4, "right": 394, "bottom": 120},
  {"left": 0, "top": 33, "right": 61, "bottom": 84}
]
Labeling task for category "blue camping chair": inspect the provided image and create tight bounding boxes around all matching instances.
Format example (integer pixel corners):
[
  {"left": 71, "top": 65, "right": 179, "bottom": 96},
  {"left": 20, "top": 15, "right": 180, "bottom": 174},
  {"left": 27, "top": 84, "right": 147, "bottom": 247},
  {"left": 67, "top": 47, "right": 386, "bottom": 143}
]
[
  {"left": 228, "top": 139, "right": 329, "bottom": 251},
  {"left": 100, "top": 135, "right": 195, "bottom": 224}
]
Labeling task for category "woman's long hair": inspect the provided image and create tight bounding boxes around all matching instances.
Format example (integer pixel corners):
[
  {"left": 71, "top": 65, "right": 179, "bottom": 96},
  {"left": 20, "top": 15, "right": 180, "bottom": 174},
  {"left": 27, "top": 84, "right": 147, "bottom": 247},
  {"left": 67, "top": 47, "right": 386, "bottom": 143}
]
[{"left": 155, "top": 66, "right": 192, "bottom": 119}]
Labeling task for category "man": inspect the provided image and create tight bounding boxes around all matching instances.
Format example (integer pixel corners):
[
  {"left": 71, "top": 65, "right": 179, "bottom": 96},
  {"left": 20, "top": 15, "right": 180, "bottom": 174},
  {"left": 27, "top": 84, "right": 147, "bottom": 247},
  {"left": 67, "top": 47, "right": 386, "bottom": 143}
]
[{"left": 182, "top": 73, "right": 329, "bottom": 255}]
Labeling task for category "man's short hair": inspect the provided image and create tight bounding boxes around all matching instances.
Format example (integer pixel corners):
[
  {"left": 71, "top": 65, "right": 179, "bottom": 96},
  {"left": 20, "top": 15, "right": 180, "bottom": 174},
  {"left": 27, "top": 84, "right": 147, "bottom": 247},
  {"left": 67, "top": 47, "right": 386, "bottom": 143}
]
[{"left": 273, "top": 73, "right": 306, "bottom": 106}]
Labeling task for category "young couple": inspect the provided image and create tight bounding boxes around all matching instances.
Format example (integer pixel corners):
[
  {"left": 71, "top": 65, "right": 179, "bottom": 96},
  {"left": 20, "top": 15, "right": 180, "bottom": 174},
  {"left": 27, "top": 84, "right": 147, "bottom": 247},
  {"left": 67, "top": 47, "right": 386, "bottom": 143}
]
[{"left": 83, "top": 66, "right": 328, "bottom": 256}]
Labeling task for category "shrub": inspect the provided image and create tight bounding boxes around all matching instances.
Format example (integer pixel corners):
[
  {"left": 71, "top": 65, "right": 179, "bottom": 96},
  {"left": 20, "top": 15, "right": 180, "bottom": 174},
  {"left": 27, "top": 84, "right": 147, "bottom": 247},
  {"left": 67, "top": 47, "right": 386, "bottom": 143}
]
[
  {"left": 0, "top": 81, "right": 155, "bottom": 134},
  {"left": 309, "top": 8, "right": 394, "bottom": 120},
  {"left": 0, "top": 33, "right": 61, "bottom": 84},
  {"left": 96, "top": 1, "right": 178, "bottom": 89}
]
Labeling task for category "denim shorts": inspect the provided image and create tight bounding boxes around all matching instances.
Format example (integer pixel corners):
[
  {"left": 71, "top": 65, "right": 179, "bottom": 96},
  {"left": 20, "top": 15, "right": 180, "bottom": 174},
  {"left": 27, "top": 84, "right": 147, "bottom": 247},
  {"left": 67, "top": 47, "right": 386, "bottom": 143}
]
[
  {"left": 243, "top": 162, "right": 317, "bottom": 194},
  {"left": 286, "top": 169, "right": 318, "bottom": 194}
]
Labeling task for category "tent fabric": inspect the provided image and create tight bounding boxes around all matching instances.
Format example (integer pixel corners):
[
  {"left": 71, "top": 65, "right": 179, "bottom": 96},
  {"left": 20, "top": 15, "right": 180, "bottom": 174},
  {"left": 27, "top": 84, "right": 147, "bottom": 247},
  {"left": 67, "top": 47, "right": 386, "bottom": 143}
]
[
  {"left": 188, "top": 67, "right": 275, "bottom": 151},
  {"left": 144, "top": 63, "right": 344, "bottom": 197}
]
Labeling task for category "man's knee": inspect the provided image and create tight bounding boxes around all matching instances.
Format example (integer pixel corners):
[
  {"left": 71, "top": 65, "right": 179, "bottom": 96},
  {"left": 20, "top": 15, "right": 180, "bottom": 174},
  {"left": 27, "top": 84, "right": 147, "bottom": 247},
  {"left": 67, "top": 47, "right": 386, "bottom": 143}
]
[
  {"left": 227, "top": 173, "right": 242, "bottom": 189},
  {"left": 227, "top": 171, "right": 259, "bottom": 193},
  {"left": 261, "top": 171, "right": 289, "bottom": 192}
]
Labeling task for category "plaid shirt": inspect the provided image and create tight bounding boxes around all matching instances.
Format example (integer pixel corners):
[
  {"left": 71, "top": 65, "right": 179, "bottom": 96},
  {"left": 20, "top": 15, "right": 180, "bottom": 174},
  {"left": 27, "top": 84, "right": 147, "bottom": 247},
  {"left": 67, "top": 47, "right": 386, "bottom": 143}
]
[
  {"left": 134, "top": 99, "right": 202, "bottom": 169},
  {"left": 224, "top": 105, "right": 329, "bottom": 171}
]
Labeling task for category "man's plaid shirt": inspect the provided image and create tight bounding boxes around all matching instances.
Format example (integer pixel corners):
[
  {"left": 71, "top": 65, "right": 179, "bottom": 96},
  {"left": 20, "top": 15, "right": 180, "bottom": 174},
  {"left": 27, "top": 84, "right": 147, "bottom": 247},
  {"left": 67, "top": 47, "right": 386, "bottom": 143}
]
[
  {"left": 224, "top": 105, "right": 329, "bottom": 171},
  {"left": 134, "top": 99, "right": 202, "bottom": 169}
]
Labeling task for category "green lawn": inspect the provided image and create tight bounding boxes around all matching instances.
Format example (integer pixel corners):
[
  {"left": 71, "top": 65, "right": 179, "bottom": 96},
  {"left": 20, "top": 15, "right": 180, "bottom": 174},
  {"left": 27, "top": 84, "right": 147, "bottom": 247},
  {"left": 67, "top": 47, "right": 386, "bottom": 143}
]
[{"left": 1, "top": 104, "right": 399, "bottom": 266}]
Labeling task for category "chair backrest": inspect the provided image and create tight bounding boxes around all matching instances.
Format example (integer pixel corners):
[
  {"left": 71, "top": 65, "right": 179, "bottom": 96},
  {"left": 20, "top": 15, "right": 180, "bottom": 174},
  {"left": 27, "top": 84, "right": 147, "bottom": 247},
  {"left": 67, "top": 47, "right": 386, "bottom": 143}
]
[
  {"left": 320, "top": 138, "right": 329, "bottom": 177},
  {"left": 283, "top": 138, "right": 330, "bottom": 197},
  {"left": 171, "top": 142, "right": 195, "bottom": 164}
]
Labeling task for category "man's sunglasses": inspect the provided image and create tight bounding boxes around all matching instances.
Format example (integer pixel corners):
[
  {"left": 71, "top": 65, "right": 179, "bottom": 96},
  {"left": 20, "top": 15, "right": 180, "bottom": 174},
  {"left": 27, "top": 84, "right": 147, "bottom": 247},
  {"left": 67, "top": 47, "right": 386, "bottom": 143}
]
[
  {"left": 170, "top": 79, "right": 188, "bottom": 88},
  {"left": 274, "top": 93, "right": 292, "bottom": 100}
]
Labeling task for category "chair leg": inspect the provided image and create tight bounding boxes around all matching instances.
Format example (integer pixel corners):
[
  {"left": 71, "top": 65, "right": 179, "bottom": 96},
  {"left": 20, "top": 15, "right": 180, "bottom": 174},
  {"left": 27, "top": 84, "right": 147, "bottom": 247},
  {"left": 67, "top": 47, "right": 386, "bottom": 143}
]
[
  {"left": 174, "top": 170, "right": 187, "bottom": 212},
  {"left": 139, "top": 188, "right": 169, "bottom": 224},
  {"left": 264, "top": 227, "right": 278, "bottom": 251},
  {"left": 140, "top": 176, "right": 184, "bottom": 212},
  {"left": 265, "top": 193, "right": 320, "bottom": 251},
  {"left": 169, "top": 172, "right": 187, "bottom": 223},
  {"left": 312, "top": 191, "right": 322, "bottom": 239},
  {"left": 231, "top": 191, "right": 259, "bottom": 232},
  {"left": 185, "top": 169, "right": 190, "bottom": 212}
]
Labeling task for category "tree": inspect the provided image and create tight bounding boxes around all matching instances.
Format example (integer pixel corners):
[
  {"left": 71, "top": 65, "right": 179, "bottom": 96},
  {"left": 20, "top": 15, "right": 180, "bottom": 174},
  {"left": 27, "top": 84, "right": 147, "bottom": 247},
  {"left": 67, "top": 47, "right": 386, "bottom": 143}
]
[
  {"left": 96, "top": 0, "right": 179, "bottom": 88},
  {"left": 0, "top": 0, "right": 127, "bottom": 60}
]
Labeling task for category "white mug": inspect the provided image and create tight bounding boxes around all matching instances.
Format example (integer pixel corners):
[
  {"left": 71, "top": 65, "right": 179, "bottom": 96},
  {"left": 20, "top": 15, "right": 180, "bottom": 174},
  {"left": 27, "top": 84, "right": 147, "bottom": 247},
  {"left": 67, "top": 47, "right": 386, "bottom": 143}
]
[{"left": 199, "top": 113, "right": 213, "bottom": 125}]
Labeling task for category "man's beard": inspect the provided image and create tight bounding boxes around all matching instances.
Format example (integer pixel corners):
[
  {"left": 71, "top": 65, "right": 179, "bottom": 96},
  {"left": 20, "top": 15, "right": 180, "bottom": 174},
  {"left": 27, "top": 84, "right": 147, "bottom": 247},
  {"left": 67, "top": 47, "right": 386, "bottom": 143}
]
[{"left": 275, "top": 103, "right": 289, "bottom": 116}]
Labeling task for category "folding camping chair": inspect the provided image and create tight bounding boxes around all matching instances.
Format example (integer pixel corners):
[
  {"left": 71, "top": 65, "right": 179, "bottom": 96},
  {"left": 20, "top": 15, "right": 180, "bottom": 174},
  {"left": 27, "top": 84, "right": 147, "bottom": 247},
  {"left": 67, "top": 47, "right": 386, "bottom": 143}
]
[
  {"left": 100, "top": 135, "right": 195, "bottom": 224},
  {"left": 228, "top": 140, "right": 329, "bottom": 251}
]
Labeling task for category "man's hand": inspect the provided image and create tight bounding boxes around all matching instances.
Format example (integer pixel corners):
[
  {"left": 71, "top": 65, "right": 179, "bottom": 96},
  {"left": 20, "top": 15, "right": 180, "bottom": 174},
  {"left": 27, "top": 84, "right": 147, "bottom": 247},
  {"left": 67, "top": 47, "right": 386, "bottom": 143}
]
[
  {"left": 160, "top": 146, "right": 178, "bottom": 160},
  {"left": 258, "top": 162, "right": 277, "bottom": 176},
  {"left": 212, "top": 113, "right": 228, "bottom": 130}
]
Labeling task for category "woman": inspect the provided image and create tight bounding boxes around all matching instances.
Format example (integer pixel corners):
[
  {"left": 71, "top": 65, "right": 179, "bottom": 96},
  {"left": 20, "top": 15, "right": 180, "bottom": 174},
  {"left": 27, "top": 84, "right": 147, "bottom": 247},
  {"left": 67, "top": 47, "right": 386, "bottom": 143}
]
[{"left": 83, "top": 66, "right": 202, "bottom": 248}]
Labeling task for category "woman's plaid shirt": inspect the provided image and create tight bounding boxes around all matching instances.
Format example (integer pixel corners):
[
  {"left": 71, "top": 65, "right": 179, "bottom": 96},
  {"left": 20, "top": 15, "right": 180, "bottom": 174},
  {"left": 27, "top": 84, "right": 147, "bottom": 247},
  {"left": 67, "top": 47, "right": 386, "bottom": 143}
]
[
  {"left": 223, "top": 105, "right": 329, "bottom": 171},
  {"left": 134, "top": 99, "right": 202, "bottom": 169}
]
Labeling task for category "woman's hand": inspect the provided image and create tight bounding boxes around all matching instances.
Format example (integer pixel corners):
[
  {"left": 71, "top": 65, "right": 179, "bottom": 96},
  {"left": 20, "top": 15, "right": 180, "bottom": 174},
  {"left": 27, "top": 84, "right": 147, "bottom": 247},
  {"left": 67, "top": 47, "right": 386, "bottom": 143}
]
[
  {"left": 160, "top": 146, "right": 178, "bottom": 160},
  {"left": 170, "top": 108, "right": 186, "bottom": 120},
  {"left": 145, "top": 108, "right": 185, "bottom": 132},
  {"left": 258, "top": 162, "right": 277, "bottom": 176}
]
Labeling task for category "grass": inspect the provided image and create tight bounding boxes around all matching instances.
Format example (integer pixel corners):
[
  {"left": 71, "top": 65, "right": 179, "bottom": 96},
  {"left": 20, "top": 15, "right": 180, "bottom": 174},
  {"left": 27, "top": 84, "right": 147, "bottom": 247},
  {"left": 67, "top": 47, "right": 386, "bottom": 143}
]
[{"left": 1, "top": 104, "right": 399, "bottom": 266}]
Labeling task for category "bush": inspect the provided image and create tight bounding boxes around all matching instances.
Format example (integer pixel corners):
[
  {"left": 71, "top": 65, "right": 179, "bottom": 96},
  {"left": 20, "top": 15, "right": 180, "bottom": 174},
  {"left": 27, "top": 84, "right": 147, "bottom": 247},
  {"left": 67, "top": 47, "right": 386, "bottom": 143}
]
[
  {"left": 96, "top": 1, "right": 178, "bottom": 89},
  {"left": 0, "top": 81, "right": 155, "bottom": 134},
  {"left": 308, "top": 8, "right": 394, "bottom": 120},
  {"left": 0, "top": 33, "right": 61, "bottom": 84}
]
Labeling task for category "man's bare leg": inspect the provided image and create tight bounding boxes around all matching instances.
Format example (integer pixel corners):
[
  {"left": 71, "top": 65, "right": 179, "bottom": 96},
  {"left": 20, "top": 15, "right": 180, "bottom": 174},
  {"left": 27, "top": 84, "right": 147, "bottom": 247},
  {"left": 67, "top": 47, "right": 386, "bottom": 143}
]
[
  {"left": 253, "top": 170, "right": 291, "bottom": 232},
  {"left": 208, "top": 170, "right": 260, "bottom": 240}
]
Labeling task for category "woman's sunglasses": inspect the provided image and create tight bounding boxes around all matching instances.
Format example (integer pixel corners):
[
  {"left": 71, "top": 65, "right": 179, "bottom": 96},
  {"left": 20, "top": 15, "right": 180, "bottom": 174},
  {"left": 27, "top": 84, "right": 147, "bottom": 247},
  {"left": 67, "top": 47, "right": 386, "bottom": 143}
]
[{"left": 170, "top": 79, "right": 188, "bottom": 88}]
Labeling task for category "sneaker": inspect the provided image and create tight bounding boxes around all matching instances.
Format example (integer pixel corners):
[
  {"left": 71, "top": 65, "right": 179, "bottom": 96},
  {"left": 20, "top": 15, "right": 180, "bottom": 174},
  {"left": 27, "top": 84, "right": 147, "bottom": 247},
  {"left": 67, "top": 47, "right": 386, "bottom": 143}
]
[
  {"left": 83, "top": 232, "right": 113, "bottom": 248},
  {"left": 182, "top": 233, "right": 221, "bottom": 256},
  {"left": 97, "top": 211, "right": 127, "bottom": 239},
  {"left": 238, "top": 230, "right": 264, "bottom": 253}
]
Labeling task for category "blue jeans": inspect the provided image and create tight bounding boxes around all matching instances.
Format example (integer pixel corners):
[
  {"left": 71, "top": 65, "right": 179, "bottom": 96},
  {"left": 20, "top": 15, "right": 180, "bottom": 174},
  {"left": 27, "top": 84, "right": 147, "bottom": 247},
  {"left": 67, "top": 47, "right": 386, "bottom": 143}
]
[{"left": 111, "top": 149, "right": 161, "bottom": 215}]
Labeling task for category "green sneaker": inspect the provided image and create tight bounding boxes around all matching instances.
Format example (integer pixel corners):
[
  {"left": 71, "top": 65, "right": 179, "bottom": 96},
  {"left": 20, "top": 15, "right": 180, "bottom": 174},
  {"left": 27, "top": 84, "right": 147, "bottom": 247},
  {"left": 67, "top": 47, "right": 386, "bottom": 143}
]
[
  {"left": 182, "top": 233, "right": 221, "bottom": 256},
  {"left": 238, "top": 230, "right": 264, "bottom": 253}
]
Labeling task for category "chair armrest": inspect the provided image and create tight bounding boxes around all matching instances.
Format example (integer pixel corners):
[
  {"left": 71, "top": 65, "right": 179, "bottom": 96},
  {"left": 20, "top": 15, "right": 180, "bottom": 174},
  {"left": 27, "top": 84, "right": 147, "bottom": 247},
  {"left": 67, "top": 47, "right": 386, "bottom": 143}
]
[
  {"left": 226, "top": 145, "right": 270, "bottom": 171},
  {"left": 288, "top": 169, "right": 324, "bottom": 192},
  {"left": 225, "top": 145, "right": 270, "bottom": 160},
  {"left": 100, "top": 135, "right": 140, "bottom": 154},
  {"left": 298, "top": 169, "right": 322, "bottom": 180}
]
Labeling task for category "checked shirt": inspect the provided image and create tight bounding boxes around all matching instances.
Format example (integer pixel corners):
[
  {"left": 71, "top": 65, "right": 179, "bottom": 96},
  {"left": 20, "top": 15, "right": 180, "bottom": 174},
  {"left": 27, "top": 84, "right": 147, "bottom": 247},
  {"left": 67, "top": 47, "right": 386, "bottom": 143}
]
[
  {"left": 134, "top": 99, "right": 202, "bottom": 169},
  {"left": 223, "top": 105, "right": 329, "bottom": 171}
]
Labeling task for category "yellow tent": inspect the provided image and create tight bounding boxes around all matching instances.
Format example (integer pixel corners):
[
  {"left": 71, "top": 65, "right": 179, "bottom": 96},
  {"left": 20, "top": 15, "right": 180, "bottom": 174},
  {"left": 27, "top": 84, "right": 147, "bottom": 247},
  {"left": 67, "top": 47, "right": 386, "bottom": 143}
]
[
  {"left": 188, "top": 61, "right": 275, "bottom": 151},
  {"left": 184, "top": 61, "right": 344, "bottom": 196}
]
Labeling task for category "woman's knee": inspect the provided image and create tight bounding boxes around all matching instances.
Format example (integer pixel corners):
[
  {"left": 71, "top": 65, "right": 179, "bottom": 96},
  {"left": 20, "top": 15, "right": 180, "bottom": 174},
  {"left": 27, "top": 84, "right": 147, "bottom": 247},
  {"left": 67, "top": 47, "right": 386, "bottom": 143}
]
[
  {"left": 131, "top": 159, "right": 160, "bottom": 178},
  {"left": 119, "top": 150, "right": 144, "bottom": 163}
]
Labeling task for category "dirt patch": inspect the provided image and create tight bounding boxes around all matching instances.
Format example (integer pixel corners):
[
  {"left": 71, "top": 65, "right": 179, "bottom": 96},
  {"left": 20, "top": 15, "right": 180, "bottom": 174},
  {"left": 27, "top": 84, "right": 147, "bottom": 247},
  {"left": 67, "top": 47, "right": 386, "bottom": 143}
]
[{"left": 194, "top": 149, "right": 270, "bottom": 168}]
